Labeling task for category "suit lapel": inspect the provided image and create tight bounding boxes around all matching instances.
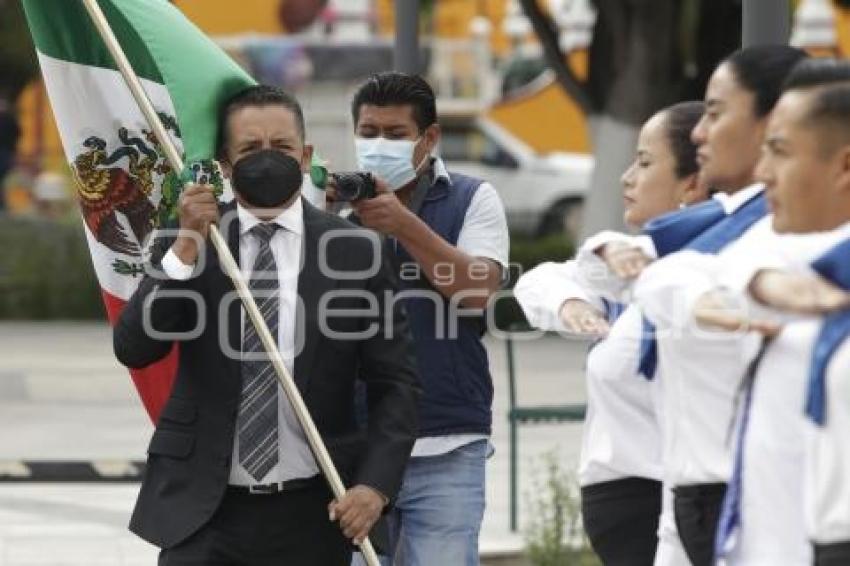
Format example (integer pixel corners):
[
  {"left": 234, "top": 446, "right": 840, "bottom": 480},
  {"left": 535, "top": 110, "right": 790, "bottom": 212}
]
[{"left": 294, "top": 199, "right": 337, "bottom": 393}]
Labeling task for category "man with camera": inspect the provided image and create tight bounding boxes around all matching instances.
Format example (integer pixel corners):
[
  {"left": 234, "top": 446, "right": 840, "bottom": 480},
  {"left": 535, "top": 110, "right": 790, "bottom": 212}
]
[{"left": 341, "top": 72, "right": 509, "bottom": 566}]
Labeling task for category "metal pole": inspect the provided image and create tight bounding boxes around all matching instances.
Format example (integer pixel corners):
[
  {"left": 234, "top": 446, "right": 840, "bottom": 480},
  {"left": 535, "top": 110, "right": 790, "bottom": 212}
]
[
  {"left": 743, "top": 0, "right": 791, "bottom": 46},
  {"left": 507, "top": 334, "right": 518, "bottom": 532},
  {"left": 394, "top": 0, "right": 420, "bottom": 73},
  {"left": 78, "top": 1, "right": 381, "bottom": 564}
]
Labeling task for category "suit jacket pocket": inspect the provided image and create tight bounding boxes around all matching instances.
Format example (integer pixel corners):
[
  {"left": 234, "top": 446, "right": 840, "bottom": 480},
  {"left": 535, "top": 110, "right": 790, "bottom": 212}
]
[
  {"left": 148, "top": 429, "right": 195, "bottom": 459},
  {"left": 157, "top": 397, "right": 197, "bottom": 426}
]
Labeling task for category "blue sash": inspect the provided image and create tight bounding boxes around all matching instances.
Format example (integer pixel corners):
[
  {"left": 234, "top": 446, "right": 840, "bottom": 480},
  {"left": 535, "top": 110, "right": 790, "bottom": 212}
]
[
  {"left": 638, "top": 193, "right": 768, "bottom": 379},
  {"left": 806, "top": 237, "right": 850, "bottom": 426},
  {"left": 643, "top": 199, "right": 726, "bottom": 256}
]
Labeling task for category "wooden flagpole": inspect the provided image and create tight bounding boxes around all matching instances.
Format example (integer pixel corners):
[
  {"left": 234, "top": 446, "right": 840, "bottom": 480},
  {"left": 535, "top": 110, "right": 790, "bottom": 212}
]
[{"left": 78, "top": 1, "right": 381, "bottom": 563}]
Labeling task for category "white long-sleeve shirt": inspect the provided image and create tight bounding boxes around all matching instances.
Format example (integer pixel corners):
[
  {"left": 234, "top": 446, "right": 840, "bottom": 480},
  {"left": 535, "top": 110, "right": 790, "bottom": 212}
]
[
  {"left": 515, "top": 260, "right": 662, "bottom": 486},
  {"left": 806, "top": 335, "right": 850, "bottom": 545},
  {"left": 516, "top": 257, "right": 691, "bottom": 566},
  {"left": 638, "top": 220, "right": 850, "bottom": 564}
]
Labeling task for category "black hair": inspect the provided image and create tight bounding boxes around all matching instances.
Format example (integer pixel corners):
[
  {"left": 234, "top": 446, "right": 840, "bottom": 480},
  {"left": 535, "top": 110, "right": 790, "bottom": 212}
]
[
  {"left": 783, "top": 57, "right": 850, "bottom": 91},
  {"left": 216, "top": 85, "right": 305, "bottom": 156},
  {"left": 351, "top": 72, "right": 437, "bottom": 133},
  {"left": 660, "top": 101, "right": 705, "bottom": 179},
  {"left": 723, "top": 45, "right": 808, "bottom": 117},
  {"left": 782, "top": 58, "right": 850, "bottom": 155}
]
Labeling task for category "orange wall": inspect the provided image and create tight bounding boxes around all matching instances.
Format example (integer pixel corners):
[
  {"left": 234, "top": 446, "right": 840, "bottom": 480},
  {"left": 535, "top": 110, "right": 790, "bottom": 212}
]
[
  {"left": 377, "top": 0, "right": 513, "bottom": 55},
  {"left": 173, "top": 0, "right": 282, "bottom": 35},
  {"left": 486, "top": 74, "right": 590, "bottom": 154}
]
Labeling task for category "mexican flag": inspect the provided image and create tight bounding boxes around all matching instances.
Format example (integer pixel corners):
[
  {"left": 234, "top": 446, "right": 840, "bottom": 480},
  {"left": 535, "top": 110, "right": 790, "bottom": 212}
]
[{"left": 22, "top": 0, "right": 256, "bottom": 422}]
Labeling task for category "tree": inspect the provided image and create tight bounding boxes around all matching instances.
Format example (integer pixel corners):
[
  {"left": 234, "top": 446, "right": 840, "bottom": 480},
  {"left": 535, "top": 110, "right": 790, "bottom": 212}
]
[{"left": 520, "top": 0, "right": 741, "bottom": 237}]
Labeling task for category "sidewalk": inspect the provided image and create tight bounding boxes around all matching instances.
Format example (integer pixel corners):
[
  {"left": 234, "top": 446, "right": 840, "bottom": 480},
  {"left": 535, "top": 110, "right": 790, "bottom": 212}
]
[{"left": 0, "top": 322, "right": 590, "bottom": 565}]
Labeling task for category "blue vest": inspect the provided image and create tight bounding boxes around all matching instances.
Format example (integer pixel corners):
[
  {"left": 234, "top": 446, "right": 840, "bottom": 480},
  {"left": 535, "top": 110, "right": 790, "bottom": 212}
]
[{"left": 393, "top": 171, "right": 493, "bottom": 437}]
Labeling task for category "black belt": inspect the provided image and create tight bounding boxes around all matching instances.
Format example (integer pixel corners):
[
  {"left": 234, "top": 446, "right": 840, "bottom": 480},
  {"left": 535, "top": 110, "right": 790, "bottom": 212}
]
[
  {"left": 227, "top": 474, "right": 323, "bottom": 495},
  {"left": 673, "top": 482, "right": 727, "bottom": 498},
  {"left": 815, "top": 540, "right": 850, "bottom": 566}
]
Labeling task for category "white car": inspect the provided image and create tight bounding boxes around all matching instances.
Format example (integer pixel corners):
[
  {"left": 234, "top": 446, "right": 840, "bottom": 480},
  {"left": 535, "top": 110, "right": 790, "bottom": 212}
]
[{"left": 440, "top": 117, "right": 593, "bottom": 239}]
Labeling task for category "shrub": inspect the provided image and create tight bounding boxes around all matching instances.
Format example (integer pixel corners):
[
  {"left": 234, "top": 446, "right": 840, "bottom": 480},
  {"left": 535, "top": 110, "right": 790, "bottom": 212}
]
[
  {"left": 523, "top": 451, "right": 599, "bottom": 566},
  {"left": 0, "top": 215, "right": 104, "bottom": 320}
]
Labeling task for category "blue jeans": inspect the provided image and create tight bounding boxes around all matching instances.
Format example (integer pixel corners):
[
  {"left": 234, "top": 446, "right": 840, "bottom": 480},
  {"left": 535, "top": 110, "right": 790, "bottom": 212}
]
[{"left": 353, "top": 439, "right": 487, "bottom": 566}]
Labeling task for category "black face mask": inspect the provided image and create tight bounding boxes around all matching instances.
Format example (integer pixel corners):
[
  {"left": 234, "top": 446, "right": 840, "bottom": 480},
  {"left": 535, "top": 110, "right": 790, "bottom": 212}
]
[{"left": 232, "top": 150, "right": 304, "bottom": 208}]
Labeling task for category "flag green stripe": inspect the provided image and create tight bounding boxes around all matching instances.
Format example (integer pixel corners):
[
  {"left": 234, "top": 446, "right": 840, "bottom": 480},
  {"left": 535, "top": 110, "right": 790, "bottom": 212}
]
[
  {"left": 24, "top": 0, "right": 255, "bottom": 163},
  {"left": 110, "top": 0, "right": 255, "bottom": 162},
  {"left": 23, "top": 0, "right": 163, "bottom": 84}
]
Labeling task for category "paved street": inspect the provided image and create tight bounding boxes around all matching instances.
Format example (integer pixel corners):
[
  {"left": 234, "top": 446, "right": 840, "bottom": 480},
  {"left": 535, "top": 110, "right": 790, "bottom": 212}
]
[{"left": 0, "top": 322, "right": 591, "bottom": 565}]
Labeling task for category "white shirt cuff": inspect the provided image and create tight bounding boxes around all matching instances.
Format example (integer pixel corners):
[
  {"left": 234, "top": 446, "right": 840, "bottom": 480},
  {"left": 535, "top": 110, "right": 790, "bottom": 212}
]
[
  {"left": 161, "top": 248, "right": 196, "bottom": 281},
  {"left": 575, "top": 231, "right": 655, "bottom": 300}
]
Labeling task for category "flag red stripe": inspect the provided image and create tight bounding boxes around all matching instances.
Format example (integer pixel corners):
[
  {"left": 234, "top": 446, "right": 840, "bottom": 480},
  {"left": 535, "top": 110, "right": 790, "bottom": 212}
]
[{"left": 101, "top": 289, "right": 177, "bottom": 423}]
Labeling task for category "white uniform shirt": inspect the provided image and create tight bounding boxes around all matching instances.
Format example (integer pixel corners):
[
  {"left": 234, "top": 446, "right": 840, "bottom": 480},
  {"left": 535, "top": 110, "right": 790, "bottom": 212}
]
[
  {"left": 806, "top": 339, "right": 850, "bottom": 544},
  {"left": 724, "top": 283, "right": 850, "bottom": 556},
  {"left": 515, "top": 254, "right": 689, "bottom": 566},
  {"left": 639, "top": 219, "right": 850, "bottom": 564},
  {"left": 631, "top": 186, "right": 768, "bottom": 487},
  {"left": 727, "top": 320, "right": 819, "bottom": 566},
  {"left": 710, "top": 225, "right": 850, "bottom": 565},
  {"left": 515, "top": 260, "right": 662, "bottom": 486},
  {"left": 796, "top": 225, "right": 850, "bottom": 544},
  {"left": 162, "top": 198, "right": 320, "bottom": 485},
  {"left": 411, "top": 157, "right": 510, "bottom": 458}
]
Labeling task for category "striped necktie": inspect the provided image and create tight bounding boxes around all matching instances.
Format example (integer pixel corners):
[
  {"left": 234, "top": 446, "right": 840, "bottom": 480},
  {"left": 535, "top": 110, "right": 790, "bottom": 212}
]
[{"left": 238, "top": 222, "right": 281, "bottom": 481}]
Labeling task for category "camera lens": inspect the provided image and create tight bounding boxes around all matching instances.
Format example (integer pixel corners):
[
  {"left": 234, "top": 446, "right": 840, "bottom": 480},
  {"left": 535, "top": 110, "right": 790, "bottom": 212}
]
[{"left": 331, "top": 172, "right": 376, "bottom": 202}]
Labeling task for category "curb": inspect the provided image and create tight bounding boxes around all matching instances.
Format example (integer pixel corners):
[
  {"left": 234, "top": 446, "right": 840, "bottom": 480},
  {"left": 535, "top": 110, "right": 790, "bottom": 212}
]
[{"left": 0, "top": 460, "right": 146, "bottom": 482}]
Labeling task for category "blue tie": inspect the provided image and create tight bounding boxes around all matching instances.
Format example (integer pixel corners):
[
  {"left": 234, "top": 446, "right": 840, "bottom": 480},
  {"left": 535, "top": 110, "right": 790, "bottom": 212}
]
[
  {"left": 806, "top": 238, "right": 850, "bottom": 426},
  {"left": 589, "top": 299, "right": 628, "bottom": 351},
  {"left": 601, "top": 297, "right": 627, "bottom": 324},
  {"left": 637, "top": 193, "right": 768, "bottom": 379},
  {"left": 715, "top": 338, "right": 773, "bottom": 558}
]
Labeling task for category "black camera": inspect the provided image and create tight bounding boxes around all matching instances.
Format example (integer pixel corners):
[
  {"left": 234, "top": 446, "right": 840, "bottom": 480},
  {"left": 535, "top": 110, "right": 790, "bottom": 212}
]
[{"left": 330, "top": 172, "right": 377, "bottom": 202}]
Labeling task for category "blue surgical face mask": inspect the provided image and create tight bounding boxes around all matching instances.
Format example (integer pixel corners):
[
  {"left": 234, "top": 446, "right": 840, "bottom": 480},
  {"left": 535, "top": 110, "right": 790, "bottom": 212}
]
[{"left": 354, "top": 136, "right": 428, "bottom": 191}]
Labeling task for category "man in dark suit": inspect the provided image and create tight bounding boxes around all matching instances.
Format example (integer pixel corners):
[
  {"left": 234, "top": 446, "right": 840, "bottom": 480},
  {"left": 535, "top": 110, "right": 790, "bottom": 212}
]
[{"left": 114, "top": 85, "right": 420, "bottom": 566}]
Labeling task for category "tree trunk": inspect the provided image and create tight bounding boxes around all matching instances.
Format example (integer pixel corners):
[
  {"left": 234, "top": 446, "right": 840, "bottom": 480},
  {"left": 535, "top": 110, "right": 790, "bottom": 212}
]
[
  {"left": 579, "top": 116, "right": 638, "bottom": 237},
  {"left": 580, "top": 0, "right": 684, "bottom": 237},
  {"left": 521, "top": 0, "right": 740, "bottom": 239}
]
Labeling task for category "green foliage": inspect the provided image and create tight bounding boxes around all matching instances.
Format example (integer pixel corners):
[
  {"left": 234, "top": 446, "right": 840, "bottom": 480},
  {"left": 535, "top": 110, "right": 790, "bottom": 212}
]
[
  {"left": 510, "top": 234, "right": 575, "bottom": 278},
  {"left": 0, "top": 220, "right": 575, "bottom": 321},
  {"left": 0, "top": 215, "right": 104, "bottom": 320},
  {"left": 523, "top": 452, "right": 600, "bottom": 566},
  {"left": 0, "top": 0, "right": 39, "bottom": 98}
]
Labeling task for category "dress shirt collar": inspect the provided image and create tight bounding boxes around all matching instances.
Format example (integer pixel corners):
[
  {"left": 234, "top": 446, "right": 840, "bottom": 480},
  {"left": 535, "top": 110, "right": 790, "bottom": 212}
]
[
  {"left": 236, "top": 195, "right": 304, "bottom": 237},
  {"left": 430, "top": 156, "right": 451, "bottom": 187},
  {"left": 712, "top": 182, "right": 764, "bottom": 215}
]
